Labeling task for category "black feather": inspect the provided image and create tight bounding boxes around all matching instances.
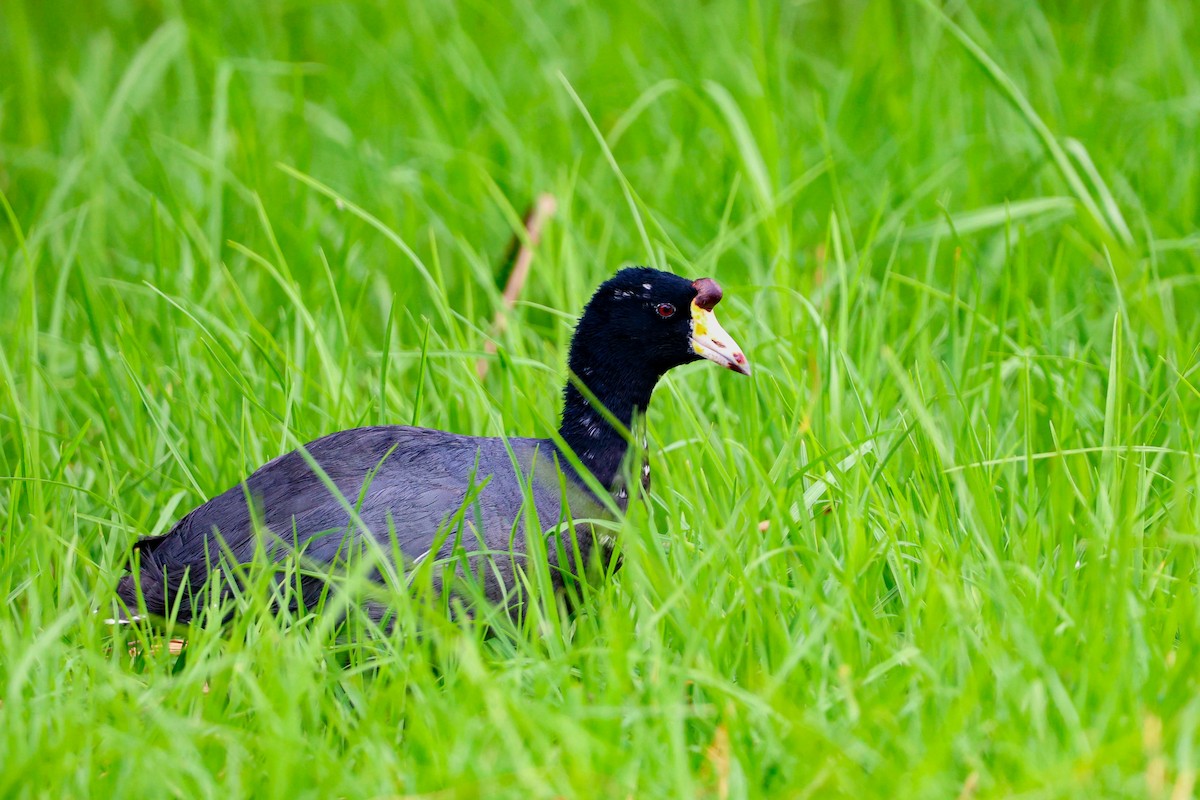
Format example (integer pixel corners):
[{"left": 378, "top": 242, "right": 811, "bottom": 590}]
[{"left": 114, "top": 267, "right": 722, "bottom": 622}]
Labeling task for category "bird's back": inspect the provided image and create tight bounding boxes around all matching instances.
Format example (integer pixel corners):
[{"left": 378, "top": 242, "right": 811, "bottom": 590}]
[{"left": 118, "top": 425, "right": 609, "bottom": 620}]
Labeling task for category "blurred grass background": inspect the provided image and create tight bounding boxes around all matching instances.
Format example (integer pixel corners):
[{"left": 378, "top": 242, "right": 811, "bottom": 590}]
[{"left": 2, "top": 0, "right": 1199, "bottom": 797}]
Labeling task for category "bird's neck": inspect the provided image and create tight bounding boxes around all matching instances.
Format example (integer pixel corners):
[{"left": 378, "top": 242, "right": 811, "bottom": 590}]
[{"left": 557, "top": 359, "right": 658, "bottom": 490}]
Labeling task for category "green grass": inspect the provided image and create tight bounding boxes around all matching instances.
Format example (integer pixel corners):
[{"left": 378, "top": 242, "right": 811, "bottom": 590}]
[{"left": 2, "top": 0, "right": 1199, "bottom": 796}]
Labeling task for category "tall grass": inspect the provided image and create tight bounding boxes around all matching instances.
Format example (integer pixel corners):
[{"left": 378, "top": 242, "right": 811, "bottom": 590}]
[{"left": 1, "top": 0, "right": 1199, "bottom": 796}]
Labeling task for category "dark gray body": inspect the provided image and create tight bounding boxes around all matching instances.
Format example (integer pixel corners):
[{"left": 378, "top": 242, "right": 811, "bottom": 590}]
[
  {"left": 119, "top": 426, "right": 617, "bottom": 621},
  {"left": 113, "top": 267, "right": 737, "bottom": 624}
]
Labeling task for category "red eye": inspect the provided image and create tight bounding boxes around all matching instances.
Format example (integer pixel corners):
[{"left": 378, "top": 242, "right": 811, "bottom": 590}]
[{"left": 655, "top": 303, "right": 676, "bottom": 318}]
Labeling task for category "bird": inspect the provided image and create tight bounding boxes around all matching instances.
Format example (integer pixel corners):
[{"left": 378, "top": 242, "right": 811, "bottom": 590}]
[{"left": 113, "top": 266, "right": 751, "bottom": 624}]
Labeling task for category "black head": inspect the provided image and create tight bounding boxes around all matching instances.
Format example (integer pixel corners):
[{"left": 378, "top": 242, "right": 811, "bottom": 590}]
[
  {"left": 557, "top": 266, "right": 750, "bottom": 488},
  {"left": 568, "top": 266, "right": 750, "bottom": 381}
]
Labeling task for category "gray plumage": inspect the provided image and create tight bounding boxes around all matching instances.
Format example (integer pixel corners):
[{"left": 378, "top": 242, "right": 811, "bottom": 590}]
[
  {"left": 120, "top": 426, "right": 609, "bottom": 620},
  {"left": 113, "top": 267, "right": 750, "bottom": 623}
]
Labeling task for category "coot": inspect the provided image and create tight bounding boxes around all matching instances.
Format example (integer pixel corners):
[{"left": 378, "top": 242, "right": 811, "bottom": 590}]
[{"left": 114, "top": 267, "right": 750, "bottom": 622}]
